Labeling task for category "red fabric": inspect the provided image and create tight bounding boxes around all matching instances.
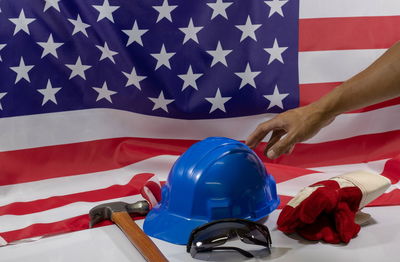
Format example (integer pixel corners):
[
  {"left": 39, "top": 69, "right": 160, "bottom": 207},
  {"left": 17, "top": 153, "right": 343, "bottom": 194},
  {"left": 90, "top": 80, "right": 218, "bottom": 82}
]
[
  {"left": 277, "top": 180, "right": 363, "bottom": 244},
  {"left": 140, "top": 180, "right": 162, "bottom": 209}
]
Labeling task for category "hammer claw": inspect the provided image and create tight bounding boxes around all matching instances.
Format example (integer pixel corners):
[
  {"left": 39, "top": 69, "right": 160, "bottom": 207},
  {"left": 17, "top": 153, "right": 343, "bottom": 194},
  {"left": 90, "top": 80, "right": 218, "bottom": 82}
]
[{"left": 89, "top": 214, "right": 103, "bottom": 228}]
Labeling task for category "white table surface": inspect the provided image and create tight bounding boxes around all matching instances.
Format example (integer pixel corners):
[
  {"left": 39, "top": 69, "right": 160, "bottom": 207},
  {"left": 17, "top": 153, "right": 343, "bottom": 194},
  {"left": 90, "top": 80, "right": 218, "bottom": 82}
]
[{"left": 1, "top": 206, "right": 399, "bottom": 262}]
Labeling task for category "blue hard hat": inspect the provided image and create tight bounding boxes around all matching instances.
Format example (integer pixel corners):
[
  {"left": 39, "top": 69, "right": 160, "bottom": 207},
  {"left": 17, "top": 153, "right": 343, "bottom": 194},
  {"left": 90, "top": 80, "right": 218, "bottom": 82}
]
[{"left": 143, "top": 137, "right": 279, "bottom": 245}]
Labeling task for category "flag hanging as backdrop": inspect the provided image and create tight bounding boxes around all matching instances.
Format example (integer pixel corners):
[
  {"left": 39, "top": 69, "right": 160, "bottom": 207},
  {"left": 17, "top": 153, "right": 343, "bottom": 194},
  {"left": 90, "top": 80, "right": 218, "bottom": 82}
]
[{"left": 0, "top": 0, "right": 399, "bottom": 246}]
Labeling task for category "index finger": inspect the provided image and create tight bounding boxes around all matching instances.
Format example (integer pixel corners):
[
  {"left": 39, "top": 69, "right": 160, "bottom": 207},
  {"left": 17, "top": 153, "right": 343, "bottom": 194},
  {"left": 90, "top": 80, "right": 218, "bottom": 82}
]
[{"left": 245, "top": 118, "right": 282, "bottom": 149}]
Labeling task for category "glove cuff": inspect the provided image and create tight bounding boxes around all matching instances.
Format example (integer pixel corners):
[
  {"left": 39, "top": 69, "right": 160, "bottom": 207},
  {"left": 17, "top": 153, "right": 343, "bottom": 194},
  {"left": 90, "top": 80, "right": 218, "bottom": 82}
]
[{"left": 332, "top": 171, "right": 391, "bottom": 208}]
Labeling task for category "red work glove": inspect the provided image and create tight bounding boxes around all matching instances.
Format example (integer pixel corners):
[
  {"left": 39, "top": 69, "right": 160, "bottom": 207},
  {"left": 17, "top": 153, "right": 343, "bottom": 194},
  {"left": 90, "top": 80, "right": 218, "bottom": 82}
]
[{"left": 277, "top": 171, "right": 390, "bottom": 243}]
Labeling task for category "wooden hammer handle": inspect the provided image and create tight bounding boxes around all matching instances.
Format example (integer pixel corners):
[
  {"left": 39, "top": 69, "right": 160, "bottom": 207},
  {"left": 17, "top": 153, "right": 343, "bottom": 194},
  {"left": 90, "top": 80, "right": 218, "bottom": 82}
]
[{"left": 111, "top": 211, "right": 168, "bottom": 262}]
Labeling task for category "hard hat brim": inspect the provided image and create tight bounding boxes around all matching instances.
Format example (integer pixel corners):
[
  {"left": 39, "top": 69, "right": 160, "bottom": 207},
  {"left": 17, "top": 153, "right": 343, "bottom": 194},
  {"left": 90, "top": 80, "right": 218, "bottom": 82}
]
[{"left": 144, "top": 204, "right": 208, "bottom": 245}]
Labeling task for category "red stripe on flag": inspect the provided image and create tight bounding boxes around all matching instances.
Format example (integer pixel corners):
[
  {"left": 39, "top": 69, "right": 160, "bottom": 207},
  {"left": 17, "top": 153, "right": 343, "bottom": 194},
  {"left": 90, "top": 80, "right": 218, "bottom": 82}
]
[
  {"left": 368, "top": 190, "right": 400, "bottom": 207},
  {"left": 300, "top": 82, "right": 400, "bottom": 112},
  {"left": 300, "top": 82, "right": 340, "bottom": 106},
  {"left": 0, "top": 138, "right": 195, "bottom": 186},
  {"left": 0, "top": 215, "right": 91, "bottom": 244},
  {"left": 299, "top": 16, "right": 400, "bottom": 51},
  {"left": 266, "top": 163, "right": 318, "bottom": 183},
  {"left": 2, "top": 133, "right": 399, "bottom": 187},
  {"left": 255, "top": 130, "right": 400, "bottom": 168},
  {"left": 381, "top": 155, "right": 400, "bottom": 184},
  {"left": 277, "top": 195, "right": 292, "bottom": 209},
  {"left": 0, "top": 173, "right": 154, "bottom": 216},
  {"left": 0, "top": 214, "right": 145, "bottom": 245}
]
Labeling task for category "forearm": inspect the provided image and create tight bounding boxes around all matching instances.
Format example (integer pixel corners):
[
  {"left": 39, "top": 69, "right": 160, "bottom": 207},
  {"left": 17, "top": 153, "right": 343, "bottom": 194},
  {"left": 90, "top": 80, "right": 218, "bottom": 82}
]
[
  {"left": 310, "top": 41, "right": 400, "bottom": 118},
  {"left": 246, "top": 41, "right": 400, "bottom": 158}
]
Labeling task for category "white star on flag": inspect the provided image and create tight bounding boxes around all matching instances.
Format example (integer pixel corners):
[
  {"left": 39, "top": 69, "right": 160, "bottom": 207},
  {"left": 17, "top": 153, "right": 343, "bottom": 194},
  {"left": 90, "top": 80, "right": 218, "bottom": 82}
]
[
  {"left": 37, "top": 34, "right": 64, "bottom": 59},
  {"left": 0, "top": 92, "right": 6, "bottom": 110},
  {"left": 65, "top": 57, "right": 92, "bottom": 80},
  {"left": 123, "top": 20, "right": 148, "bottom": 47},
  {"left": 205, "top": 88, "right": 232, "bottom": 113},
  {"left": 96, "top": 42, "right": 118, "bottom": 63},
  {"left": 43, "top": 0, "right": 61, "bottom": 12},
  {"left": 92, "top": 82, "right": 117, "bottom": 103},
  {"left": 236, "top": 16, "right": 262, "bottom": 42},
  {"left": 178, "top": 65, "right": 203, "bottom": 91},
  {"left": 9, "top": 9, "right": 36, "bottom": 36},
  {"left": 68, "top": 14, "right": 91, "bottom": 37},
  {"left": 37, "top": 80, "right": 62, "bottom": 106},
  {"left": 264, "top": 38, "right": 288, "bottom": 64},
  {"left": 10, "top": 57, "right": 34, "bottom": 84},
  {"left": 207, "top": 41, "right": 233, "bottom": 67},
  {"left": 207, "top": 0, "right": 233, "bottom": 20},
  {"left": 122, "top": 67, "right": 147, "bottom": 90},
  {"left": 0, "top": 44, "right": 6, "bottom": 62},
  {"left": 264, "top": 85, "right": 289, "bottom": 109},
  {"left": 235, "top": 63, "right": 261, "bottom": 89},
  {"left": 151, "top": 44, "right": 176, "bottom": 70},
  {"left": 92, "top": 0, "right": 120, "bottom": 23},
  {"left": 148, "top": 91, "right": 174, "bottom": 112},
  {"left": 153, "top": 0, "right": 177, "bottom": 23},
  {"left": 264, "top": 0, "right": 288, "bottom": 17},
  {"left": 179, "top": 18, "right": 203, "bottom": 44}
]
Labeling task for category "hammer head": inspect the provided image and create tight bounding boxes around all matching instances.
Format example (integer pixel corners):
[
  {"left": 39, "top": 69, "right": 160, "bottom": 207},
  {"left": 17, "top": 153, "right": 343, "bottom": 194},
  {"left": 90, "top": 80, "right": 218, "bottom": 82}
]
[{"left": 89, "top": 200, "right": 150, "bottom": 228}]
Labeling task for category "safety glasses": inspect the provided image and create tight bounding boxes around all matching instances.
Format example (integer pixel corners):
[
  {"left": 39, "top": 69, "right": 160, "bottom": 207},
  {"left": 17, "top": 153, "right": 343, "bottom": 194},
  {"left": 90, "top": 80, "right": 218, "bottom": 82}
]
[{"left": 186, "top": 218, "right": 272, "bottom": 259}]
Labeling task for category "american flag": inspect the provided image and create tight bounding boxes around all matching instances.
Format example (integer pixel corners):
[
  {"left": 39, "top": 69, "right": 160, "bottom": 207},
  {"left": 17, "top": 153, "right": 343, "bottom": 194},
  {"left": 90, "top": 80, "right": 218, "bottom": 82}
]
[{"left": 0, "top": 0, "right": 399, "bottom": 246}]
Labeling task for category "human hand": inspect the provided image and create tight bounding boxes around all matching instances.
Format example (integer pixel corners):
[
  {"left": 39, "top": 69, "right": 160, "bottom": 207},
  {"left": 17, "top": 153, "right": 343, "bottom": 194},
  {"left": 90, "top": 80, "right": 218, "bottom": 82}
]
[
  {"left": 245, "top": 104, "right": 335, "bottom": 159},
  {"left": 277, "top": 171, "right": 391, "bottom": 243}
]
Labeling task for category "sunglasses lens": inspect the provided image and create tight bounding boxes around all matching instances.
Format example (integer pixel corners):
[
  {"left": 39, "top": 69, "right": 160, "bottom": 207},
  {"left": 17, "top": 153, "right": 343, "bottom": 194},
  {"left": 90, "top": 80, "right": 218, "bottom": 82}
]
[
  {"left": 190, "top": 223, "right": 237, "bottom": 248},
  {"left": 189, "top": 226, "right": 230, "bottom": 258},
  {"left": 238, "top": 226, "right": 271, "bottom": 250}
]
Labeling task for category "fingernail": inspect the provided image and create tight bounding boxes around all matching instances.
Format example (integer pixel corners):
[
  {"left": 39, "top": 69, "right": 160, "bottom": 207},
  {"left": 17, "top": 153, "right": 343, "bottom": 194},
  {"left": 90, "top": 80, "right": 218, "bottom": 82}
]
[{"left": 267, "top": 149, "right": 276, "bottom": 159}]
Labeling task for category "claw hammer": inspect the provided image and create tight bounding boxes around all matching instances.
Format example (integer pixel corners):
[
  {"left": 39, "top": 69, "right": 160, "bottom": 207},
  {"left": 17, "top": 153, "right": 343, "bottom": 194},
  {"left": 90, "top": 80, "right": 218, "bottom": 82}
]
[{"left": 89, "top": 200, "right": 168, "bottom": 262}]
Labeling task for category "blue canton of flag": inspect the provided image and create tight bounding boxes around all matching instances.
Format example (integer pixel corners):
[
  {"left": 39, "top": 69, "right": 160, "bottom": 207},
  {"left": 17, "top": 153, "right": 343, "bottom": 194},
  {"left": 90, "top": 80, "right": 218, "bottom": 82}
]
[{"left": 0, "top": 0, "right": 299, "bottom": 119}]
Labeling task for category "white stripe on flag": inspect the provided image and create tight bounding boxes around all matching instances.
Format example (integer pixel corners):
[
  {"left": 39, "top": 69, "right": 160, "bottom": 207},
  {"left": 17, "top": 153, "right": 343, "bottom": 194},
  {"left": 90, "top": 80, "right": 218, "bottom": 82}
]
[
  {"left": 0, "top": 155, "right": 176, "bottom": 207},
  {"left": 0, "top": 105, "right": 399, "bottom": 152},
  {"left": 306, "top": 105, "right": 400, "bottom": 143},
  {"left": 0, "top": 109, "right": 272, "bottom": 151},
  {"left": 310, "top": 159, "right": 388, "bottom": 175},
  {"left": 0, "top": 195, "right": 142, "bottom": 233},
  {"left": 299, "top": 49, "right": 386, "bottom": 84},
  {"left": 300, "top": 0, "right": 400, "bottom": 19},
  {"left": 0, "top": 236, "right": 7, "bottom": 246},
  {"left": 277, "top": 172, "right": 332, "bottom": 196}
]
